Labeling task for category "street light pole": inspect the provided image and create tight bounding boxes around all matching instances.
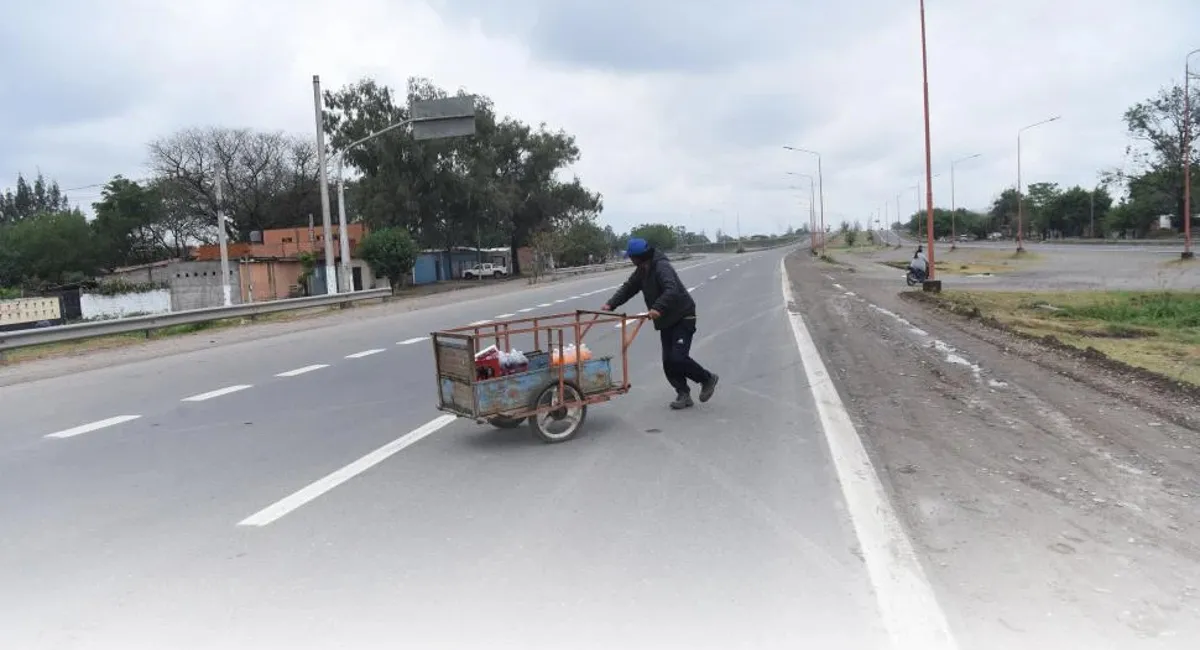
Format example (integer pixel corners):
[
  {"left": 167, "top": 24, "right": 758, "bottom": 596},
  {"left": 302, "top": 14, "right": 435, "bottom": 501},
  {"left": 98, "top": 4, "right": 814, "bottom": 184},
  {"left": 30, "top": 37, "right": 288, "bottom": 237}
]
[
  {"left": 919, "top": 0, "right": 938, "bottom": 287},
  {"left": 950, "top": 153, "right": 982, "bottom": 250},
  {"left": 787, "top": 171, "right": 817, "bottom": 253},
  {"left": 1183, "top": 48, "right": 1200, "bottom": 260},
  {"left": 1016, "top": 115, "right": 1062, "bottom": 253},
  {"left": 784, "top": 146, "right": 825, "bottom": 253},
  {"left": 312, "top": 75, "right": 337, "bottom": 295}
]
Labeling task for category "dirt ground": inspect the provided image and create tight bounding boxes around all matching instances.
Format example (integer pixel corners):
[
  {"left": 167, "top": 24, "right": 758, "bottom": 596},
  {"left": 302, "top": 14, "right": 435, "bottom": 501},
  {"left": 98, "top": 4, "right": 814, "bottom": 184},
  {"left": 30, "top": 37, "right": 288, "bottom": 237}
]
[{"left": 786, "top": 251, "right": 1200, "bottom": 649}]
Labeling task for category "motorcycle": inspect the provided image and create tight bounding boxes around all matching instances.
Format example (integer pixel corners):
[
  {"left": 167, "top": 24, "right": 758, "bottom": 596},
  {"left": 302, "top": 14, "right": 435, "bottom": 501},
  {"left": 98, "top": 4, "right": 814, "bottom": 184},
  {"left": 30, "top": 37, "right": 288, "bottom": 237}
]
[{"left": 905, "top": 267, "right": 927, "bottom": 286}]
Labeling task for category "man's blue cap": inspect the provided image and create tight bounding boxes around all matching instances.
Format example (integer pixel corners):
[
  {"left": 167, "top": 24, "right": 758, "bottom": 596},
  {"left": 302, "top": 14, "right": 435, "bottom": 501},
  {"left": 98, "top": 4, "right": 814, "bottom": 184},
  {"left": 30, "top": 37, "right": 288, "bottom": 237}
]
[{"left": 625, "top": 238, "right": 650, "bottom": 258}]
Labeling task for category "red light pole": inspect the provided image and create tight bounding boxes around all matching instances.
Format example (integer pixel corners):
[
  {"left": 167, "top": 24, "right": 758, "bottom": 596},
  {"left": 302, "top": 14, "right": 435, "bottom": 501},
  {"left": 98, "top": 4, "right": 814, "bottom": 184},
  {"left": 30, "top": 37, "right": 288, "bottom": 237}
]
[{"left": 918, "top": 0, "right": 938, "bottom": 290}]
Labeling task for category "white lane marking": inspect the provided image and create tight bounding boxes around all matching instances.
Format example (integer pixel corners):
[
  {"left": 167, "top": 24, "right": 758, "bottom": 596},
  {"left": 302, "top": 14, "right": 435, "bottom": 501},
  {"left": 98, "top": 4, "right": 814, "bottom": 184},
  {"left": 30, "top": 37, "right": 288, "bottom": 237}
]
[
  {"left": 45, "top": 415, "right": 141, "bottom": 439},
  {"left": 612, "top": 315, "right": 645, "bottom": 330},
  {"left": 345, "top": 349, "right": 385, "bottom": 359},
  {"left": 276, "top": 364, "right": 328, "bottom": 377},
  {"left": 570, "top": 295, "right": 581, "bottom": 300},
  {"left": 779, "top": 259, "right": 958, "bottom": 650},
  {"left": 517, "top": 307, "right": 536, "bottom": 313},
  {"left": 687, "top": 287, "right": 696, "bottom": 292},
  {"left": 537, "top": 303, "right": 552, "bottom": 308},
  {"left": 495, "top": 313, "right": 516, "bottom": 319},
  {"left": 397, "top": 336, "right": 429, "bottom": 345},
  {"left": 468, "top": 319, "right": 491, "bottom": 326},
  {"left": 237, "top": 414, "right": 457, "bottom": 527},
  {"left": 553, "top": 299, "right": 566, "bottom": 304},
  {"left": 709, "top": 275, "right": 718, "bottom": 280},
  {"left": 725, "top": 268, "right": 731, "bottom": 272},
  {"left": 182, "top": 385, "right": 253, "bottom": 402}
]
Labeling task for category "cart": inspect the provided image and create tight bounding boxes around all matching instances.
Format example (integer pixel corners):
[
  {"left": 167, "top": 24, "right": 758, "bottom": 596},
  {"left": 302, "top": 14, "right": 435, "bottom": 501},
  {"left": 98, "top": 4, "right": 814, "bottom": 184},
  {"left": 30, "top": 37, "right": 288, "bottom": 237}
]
[{"left": 431, "top": 310, "right": 648, "bottom": 443}]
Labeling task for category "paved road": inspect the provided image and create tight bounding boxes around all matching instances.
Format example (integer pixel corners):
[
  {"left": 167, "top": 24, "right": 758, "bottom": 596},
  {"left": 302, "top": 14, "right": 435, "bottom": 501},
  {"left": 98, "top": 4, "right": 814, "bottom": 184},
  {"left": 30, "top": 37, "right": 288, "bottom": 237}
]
[{"left": 0, "top": 249, "right": 887, "bottom": 649}]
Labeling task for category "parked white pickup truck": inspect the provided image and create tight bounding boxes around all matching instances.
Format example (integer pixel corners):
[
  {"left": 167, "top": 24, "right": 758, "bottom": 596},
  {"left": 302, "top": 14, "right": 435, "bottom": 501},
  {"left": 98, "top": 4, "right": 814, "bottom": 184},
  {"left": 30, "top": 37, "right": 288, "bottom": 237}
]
[{"left": 462, "top": 263, "right": 508, "bottom": 279}]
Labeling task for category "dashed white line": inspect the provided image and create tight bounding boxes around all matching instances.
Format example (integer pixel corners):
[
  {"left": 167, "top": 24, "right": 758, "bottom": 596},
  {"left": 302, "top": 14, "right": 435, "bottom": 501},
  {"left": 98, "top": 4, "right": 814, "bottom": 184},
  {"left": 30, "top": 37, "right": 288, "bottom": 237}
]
[
  {"left": 553, "top": 299, "right": 567, "bottom": 304},
  {"left": 725, "top": 268, "right": 731, "bottom": 272},
  {"left": 468, "top": 319, "right": 491, "bottom": 326},
  {"left": 45, "top": 415, "right": 141, "bottom": 439},
  {"left": 237, "top": 414, "right": 458, "bottom": 527},
  {"left": 517, "top": 307, "right": 536, "bottom": 313},
  {"left": 345, "top": 349, "right": 385, "bottom": 359},
  {"left": 276, "top": 364, "right": 328, "bottom": 377},
  {"left": 182, "top": 385, "right": 253, "bottom": 402},
  {"left": 397, "top": 336, "right": 429, "bottom": 345},
  {"left": 780, "top": 259, "right": 958, "bottom": 650},
  {"left": 570, "top": 295, "right": 581, "bottom": 300},
  {"left": 709, "top": 275, "right": 718, "bottom": 280},
  {"left": 494, "top": 313, "right": 516, "bottom": 319},
  {"left": 537, "top": 303, "right": 553, "bottom": 308},
  {"left": 687, "top": 287, "right": 696, "bottom": 292}
]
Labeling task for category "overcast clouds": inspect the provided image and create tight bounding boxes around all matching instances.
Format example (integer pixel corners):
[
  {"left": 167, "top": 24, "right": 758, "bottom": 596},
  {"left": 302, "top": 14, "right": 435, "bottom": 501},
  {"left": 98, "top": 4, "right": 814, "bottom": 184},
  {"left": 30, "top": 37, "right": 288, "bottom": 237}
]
[{"left": 3, "top": 0, "right": 1198, "bottom": 235}]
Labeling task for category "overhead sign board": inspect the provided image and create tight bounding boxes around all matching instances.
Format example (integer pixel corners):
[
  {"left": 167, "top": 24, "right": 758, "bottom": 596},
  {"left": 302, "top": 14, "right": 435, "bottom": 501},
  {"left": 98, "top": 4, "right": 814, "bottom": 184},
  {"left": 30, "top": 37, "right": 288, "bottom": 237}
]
[{"left": 411, "top": 96, "right": 477, "bottom": 141}]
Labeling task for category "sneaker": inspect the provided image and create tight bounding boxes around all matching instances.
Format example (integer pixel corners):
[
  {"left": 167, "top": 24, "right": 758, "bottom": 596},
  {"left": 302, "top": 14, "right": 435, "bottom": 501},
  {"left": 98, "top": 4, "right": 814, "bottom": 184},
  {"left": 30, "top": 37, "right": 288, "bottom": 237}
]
[
  {"left": 670, "top": 393, "right": 694, "bottom": 410},
  {"left": 699, "top": 373, "right": 719, "bottom": 403}
]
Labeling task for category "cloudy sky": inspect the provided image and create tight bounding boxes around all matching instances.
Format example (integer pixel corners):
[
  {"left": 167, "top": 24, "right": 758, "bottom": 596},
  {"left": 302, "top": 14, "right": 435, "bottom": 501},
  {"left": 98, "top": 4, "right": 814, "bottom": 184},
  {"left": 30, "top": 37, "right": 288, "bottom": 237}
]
[{"left": 3, "top": 0, "right": 1198, "bottom": 236}]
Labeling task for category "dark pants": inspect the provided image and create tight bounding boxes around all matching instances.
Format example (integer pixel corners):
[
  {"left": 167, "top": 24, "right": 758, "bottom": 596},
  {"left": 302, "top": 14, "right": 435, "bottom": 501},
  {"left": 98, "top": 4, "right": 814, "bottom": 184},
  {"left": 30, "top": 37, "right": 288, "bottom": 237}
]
[{"left": 659, "top": 318, "right": 712, "bottom": 395}]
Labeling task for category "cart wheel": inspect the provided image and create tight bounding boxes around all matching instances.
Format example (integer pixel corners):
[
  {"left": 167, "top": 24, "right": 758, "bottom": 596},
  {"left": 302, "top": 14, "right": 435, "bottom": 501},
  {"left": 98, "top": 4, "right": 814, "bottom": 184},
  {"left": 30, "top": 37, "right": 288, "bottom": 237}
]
[
  {"left": 529, "top": 382, "right": 588, "bottom": 443},
  {"left": 487, "top": 415, "right": 525, "bottom": 429}
]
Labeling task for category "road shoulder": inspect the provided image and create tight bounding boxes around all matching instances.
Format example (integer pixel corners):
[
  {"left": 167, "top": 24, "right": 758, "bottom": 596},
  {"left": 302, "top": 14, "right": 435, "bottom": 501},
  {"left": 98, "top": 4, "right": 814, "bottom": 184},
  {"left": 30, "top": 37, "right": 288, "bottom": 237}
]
[{"left": 785, "top": 251, "right": 1200, "bottom": 649}]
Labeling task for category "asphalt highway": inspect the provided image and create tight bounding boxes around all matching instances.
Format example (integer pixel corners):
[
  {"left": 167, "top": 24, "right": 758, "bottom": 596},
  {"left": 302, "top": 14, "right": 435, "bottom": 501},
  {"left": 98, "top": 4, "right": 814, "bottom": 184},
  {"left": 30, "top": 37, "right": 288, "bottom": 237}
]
[{"left": 0, "top": 248, "right": 889, "bottom": 649}]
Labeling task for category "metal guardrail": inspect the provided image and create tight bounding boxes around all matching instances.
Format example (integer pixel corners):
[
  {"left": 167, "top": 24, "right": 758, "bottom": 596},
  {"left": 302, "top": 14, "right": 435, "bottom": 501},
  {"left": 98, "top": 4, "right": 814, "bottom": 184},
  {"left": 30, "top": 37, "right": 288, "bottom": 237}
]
[{"left": 0, "top": 288, "right": 393, "bottom": 353}]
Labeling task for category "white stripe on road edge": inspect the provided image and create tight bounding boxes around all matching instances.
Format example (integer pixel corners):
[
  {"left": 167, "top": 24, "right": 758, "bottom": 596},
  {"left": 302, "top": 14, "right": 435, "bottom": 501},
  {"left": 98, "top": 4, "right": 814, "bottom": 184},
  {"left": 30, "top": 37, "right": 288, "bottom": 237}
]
[
  {"left": 182, "top": 385, "right": 253, "bottom": 402},
  {"left": 778, "top": 259, "right": 958, "bottom": 650},
  {"left": 276, "top": 364, "right": 328, "bottom": 377},
  {"left": 345, "top": 349, "right": 385, "bottom": 359},
  {"left": 45, "top": 415, "right": 141, "bottom": 439},
  {"left": 237, "top": 414, "right": 458, "bottom": 527},
  {"left": 495, "top": 313, "right": 516, "bottom": 318},
  {"left": 397, "top": 337, "right": 429, "bottom": 345}
]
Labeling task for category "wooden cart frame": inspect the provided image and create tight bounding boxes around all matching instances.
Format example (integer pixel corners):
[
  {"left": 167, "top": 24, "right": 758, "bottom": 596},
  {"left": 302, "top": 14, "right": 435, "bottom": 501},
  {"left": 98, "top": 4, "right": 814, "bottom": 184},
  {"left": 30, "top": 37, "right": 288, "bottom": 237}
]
[{"left": 431, "top": 310, "right": 648, "bottom": 443}]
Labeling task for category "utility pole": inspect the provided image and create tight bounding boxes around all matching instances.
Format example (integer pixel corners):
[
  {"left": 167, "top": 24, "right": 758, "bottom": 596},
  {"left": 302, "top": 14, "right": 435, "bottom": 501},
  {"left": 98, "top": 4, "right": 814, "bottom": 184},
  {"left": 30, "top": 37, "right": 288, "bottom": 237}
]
[
  {"left": 313, "top": 75, "right": 337, "bottom": 295},
  {"left": 215, "top": 174, "right": 232, "bottom": 306},
  {"left": 335, "top": 158, "right": 352, "bottom": 292}
]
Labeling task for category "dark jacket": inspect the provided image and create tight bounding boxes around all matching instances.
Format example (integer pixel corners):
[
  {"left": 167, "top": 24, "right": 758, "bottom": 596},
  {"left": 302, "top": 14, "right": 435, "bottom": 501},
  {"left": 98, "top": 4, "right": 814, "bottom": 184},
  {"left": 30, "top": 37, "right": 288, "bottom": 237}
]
[{"left": 605, "top": 249, "right": 695, "bottom": 330}]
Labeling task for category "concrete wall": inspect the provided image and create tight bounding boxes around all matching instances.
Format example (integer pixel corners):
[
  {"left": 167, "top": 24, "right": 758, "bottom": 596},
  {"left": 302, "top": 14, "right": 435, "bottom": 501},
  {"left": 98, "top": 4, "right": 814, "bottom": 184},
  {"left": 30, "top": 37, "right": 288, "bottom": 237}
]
[
  {"left": 166, "top": 261, "right": 242, "bottom": 311},
  {"left": 80, "top": 290, "right": 171, "bottom": 320}
]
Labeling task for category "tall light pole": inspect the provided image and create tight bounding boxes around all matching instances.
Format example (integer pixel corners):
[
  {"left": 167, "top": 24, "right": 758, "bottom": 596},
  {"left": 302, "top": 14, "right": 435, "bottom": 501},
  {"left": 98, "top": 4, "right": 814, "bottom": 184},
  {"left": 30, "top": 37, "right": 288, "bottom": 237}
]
[
  {"left": 787, "top": 171, "right": 817, "bottom": 253},
  {"left": 918, "top": 0, "right": 937, "bottom": 287},
  {"left": 312, "top": 75, "right": 338, "bottom": 295},
  {"left": 1016, "top": 115, "right": 1062, "bottom": 253},
  {"left": 950, "top": 153, "right": 982, "bottom": 249},
  {"left": 1183, "top": 48, "right": 1200, "bottom": 259},
  {"left": 784, "top": 146, "right": 825, "bottom": 252}
]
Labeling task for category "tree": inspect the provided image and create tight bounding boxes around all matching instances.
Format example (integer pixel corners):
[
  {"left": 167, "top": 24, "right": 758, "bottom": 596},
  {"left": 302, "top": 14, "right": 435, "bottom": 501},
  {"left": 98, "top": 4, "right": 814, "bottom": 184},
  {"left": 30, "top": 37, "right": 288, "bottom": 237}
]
[
  {"left": 1, "top": 172, "right": 71, "bottom": 224},
  {"left": 1119, "top": 83, "right": 1200, "bottom": 230},
  {"left": 629, "top": 223, "right": 677, "bottom": 250},
  {"left": 356, "top": 227, "right": 417, "bottom": 292},
  {"left": 558, "top": 219, "right": 609, "bottom": 266},
  {"left": 844, "top": 222, "right": 859, "bottom": 247},
  {"left": 0, "top": 210, "right": 99, "bottom": 289},
  {"left": 322, "top": 76, "right": 602, "bottom": 274},
  {"left": 147, "top": 127, "right": 321, "bottom": 241}
]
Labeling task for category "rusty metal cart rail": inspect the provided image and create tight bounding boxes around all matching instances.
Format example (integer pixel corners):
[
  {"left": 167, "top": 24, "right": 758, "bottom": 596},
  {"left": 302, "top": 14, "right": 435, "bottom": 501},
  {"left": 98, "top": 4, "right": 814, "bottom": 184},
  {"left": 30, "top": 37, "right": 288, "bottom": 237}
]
[{"left": 431, "top": 310, "right": 648, "bottom": 443}]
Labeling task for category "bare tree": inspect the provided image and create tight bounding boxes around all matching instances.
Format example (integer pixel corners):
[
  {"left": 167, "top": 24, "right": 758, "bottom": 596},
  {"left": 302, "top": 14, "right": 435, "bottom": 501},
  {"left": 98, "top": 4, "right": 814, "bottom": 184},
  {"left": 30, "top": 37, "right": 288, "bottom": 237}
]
[{"left": 147, "top": 127, "right": 322, "bottom": 240}]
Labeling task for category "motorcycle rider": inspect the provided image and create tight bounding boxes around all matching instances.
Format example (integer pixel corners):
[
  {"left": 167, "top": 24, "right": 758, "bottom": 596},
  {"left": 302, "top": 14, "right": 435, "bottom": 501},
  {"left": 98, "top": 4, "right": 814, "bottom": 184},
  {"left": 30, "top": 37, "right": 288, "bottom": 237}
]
[{"left": 909, "top": 246, "right": 929, "bottom": 281}]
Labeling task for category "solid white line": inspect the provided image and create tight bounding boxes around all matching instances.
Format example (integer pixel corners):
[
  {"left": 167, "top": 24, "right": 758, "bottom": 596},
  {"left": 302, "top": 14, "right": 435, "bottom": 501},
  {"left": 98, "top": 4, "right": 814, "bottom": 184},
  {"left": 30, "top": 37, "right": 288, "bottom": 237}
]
[
  {"left": 345, "top": 348, "right": 385, "bottom": 359},
  {"left": 182, "top": 385, "right": 253, "bottom": 402},
  {"left": 495, "top": 313, "right": 516, "bottom": 318},
  {"left": 779, "top": 258, "right": 958, "bottom": 650},
  {"left": 45, "top": 415, "right": 141, "bottom": 439},
  {"left": 237, "top": 414, "right": 458, "bottom": 527},
  {"left": 276, "top": 364, "right": 328, "bottom": 377},
  {"left": 397, "top": 336, "right": 429, "bottom": 345}
]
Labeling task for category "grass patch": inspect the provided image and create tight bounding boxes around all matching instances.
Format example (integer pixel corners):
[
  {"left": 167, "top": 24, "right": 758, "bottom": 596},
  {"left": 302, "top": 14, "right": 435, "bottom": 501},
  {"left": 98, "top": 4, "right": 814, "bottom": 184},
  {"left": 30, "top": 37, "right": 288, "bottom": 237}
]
[{"left": 932, "top": 290, "right": 1200, "bottom": 387}]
